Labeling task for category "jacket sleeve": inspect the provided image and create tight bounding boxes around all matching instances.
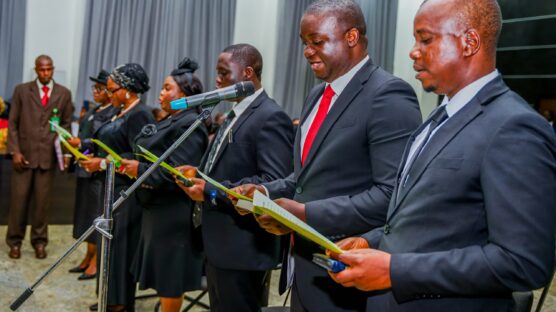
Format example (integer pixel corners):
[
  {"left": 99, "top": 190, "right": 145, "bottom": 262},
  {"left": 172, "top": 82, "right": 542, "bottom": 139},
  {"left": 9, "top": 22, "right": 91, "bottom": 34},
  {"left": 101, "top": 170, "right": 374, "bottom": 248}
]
[
  {"left": 7, "top": 86, "right": 22, "bottom": 154},
  {"left": 389, "top": 113, "right": 556, "bottom": 302},
  {"left": 138, "top": 118, "right": 207, "bottom": 189},
  {"left": 263, "top": 172, "right": 297, "bottom": 200},
  {"left": 60, "top": 89, "right": 74, "bottom": 131}
]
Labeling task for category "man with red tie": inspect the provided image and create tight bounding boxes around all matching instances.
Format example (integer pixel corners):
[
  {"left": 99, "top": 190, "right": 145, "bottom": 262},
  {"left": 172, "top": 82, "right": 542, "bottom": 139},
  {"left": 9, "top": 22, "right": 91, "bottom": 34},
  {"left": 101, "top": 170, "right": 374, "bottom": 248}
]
[
  {"left": 232, "top": 1, "right": 422, "bottom": 310},
  {"left": 7, "top": 55, "right": 73, "bottom": 259}
]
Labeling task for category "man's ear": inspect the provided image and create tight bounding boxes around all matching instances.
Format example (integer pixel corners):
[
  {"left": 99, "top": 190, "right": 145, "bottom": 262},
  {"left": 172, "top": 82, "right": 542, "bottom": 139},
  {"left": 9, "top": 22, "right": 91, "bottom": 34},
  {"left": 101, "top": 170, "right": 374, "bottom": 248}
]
[
  {"left": 345, "top": 28, "right": 360, "bottom": 48},
  {"left": 463, "top": 29, "right": 480, "bottom": 57},
  {"left": 243, "top": 66, "right": 255, "bottom": 80}
]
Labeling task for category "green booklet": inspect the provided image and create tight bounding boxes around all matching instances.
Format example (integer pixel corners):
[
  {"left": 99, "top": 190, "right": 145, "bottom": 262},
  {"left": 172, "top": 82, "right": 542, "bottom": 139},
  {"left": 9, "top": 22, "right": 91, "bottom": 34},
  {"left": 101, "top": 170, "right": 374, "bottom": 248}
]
[
  {"left": 91, "top": 139, "right": 134, "bottom": 179},
  {"left": 59, "top": 135, "right": 89, "bottom": 160},
  {"left": 197, "top": 169, "right": 253, "bottom": 201},
  {"left": 136, "top": 145, "right": 193, "bottom": 186},
  {"left": 49, "top": 120, "right": 72, "bottom": 140}
]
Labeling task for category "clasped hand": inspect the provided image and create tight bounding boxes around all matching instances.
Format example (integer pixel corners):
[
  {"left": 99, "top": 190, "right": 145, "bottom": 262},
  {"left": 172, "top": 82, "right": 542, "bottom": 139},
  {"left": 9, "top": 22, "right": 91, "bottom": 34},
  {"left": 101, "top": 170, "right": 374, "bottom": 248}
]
[
  {"left": 327, "top": 237, "right": 392, "bottom": 292},
  {"left": 174, "top": 165, "right": 206, "bottom": 202},
  {"left": 229, "top": 185, "right": 307, "bottom": 236}
]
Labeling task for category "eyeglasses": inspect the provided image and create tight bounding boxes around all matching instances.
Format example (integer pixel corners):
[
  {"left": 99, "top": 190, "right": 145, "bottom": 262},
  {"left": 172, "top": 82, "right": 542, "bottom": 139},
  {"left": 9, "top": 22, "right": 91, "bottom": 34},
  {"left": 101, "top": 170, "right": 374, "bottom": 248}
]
[
  {"left": 91, "top": 86, "right": 106, "bottom": 93},
  {"left": 106, "top": 87, "right": 122, "bottom": 96}
]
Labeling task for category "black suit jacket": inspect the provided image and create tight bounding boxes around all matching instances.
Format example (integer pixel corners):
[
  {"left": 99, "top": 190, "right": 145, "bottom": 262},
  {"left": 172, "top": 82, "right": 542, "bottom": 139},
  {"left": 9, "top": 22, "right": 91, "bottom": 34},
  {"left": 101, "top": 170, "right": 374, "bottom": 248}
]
[
  {"left": 264, "top": 59, "right": 422, "bottom": 311},
  {"left": 201, "top": 90, "right": 294, "bottom": 271},
  {"left": 363, "top": 76, "right": 556, "bottom": 311},
  {"left": 134, "top": 108, "right": 208, "bottom": 206}
]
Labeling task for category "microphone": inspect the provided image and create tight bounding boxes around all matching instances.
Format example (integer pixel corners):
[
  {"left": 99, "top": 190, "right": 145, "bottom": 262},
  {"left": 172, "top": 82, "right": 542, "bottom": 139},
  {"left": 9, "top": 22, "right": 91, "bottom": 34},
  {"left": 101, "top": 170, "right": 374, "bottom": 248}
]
[{"left": 171, "top": 81, "right": 255, "bottom": 110}]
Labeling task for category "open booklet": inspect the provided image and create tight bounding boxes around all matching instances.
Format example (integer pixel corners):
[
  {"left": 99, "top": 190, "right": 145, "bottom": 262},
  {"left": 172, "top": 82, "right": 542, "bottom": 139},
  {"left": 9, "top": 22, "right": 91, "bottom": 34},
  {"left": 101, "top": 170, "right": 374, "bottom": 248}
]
[
  {"left": 195, "top": 169, "right": 344, "bottom": 254},
  {"left": 251, "top": 190, "right": 343, "bottom": 254}
]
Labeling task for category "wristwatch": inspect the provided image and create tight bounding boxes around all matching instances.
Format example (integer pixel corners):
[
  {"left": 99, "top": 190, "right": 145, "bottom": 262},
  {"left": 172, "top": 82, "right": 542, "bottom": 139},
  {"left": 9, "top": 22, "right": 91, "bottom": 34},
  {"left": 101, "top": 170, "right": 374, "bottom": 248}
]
[{"left": 99, "top": 159, "right": 107, "bottom": 171}]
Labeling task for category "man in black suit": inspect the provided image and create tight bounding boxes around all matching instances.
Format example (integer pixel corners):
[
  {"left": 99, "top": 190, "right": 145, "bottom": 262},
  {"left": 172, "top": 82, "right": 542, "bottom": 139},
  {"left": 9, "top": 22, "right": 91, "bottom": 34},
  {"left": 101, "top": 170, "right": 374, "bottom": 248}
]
[
  {"left": 329, "top": 0, "right": 556, "bottom": 311},
  {"left": 233, "top": 1, "right": 422, "bottom": 311},
  {"left": 177, "top": 44, "right": 294, "bottom": 312}
]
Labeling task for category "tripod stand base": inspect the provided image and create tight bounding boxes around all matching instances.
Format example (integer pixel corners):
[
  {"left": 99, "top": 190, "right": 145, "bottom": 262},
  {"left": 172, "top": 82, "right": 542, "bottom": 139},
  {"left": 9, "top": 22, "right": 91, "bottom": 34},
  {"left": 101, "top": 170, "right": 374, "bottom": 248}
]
[{"left": 10, "top": 288, "right": 33, "bottom": 311}]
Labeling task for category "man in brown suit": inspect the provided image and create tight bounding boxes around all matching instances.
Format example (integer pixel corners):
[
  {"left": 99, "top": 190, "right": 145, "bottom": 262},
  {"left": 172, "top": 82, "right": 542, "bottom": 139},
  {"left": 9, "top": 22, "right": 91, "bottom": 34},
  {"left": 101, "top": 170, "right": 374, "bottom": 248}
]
[{"left": 7, "top": 55, "right": 73, "bottom": 259}]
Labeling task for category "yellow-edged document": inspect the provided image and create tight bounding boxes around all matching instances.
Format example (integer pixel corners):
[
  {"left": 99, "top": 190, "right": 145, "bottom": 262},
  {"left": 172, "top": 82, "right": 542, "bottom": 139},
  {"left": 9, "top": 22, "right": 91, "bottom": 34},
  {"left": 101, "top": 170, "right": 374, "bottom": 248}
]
[
  {"left": 197, "top": 172, "right": 343, "bottom": 253},
  {"left": 251, "top": 190, "right": 343, "bottom": 254},
  {"left": 197, "top": 169, "right": 253, "bottom": 202}
]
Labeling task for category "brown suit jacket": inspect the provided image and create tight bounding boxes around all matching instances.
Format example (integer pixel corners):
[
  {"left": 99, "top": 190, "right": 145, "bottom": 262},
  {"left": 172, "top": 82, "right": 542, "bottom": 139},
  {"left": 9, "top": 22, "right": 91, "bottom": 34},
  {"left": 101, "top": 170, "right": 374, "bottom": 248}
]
[{"left": 8, "top": 80, "right": 73, "bottom": 169}]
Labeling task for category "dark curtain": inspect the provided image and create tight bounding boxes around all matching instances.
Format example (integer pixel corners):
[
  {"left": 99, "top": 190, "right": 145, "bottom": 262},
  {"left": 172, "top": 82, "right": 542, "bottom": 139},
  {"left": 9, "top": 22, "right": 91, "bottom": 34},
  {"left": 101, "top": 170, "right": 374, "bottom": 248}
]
[
  {"left": 75, "top": 0, "right": 236, "bottom": 112},
  {"left": 0, "top": 0, "right": 26, "bottom": 100}
]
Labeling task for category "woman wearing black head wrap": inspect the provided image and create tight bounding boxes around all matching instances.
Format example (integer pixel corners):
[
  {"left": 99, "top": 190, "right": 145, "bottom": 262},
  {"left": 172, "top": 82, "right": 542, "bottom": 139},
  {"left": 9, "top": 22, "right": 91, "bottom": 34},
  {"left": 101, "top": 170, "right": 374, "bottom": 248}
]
[
  {"left": 79, "top": 63, "right": 155, "bottom": 312},
  {"left": 67, "top": 70, "right": 119, "bottom": 281},
  {"left": 119, "top": 58, "right": 207, "bottom": 312}
]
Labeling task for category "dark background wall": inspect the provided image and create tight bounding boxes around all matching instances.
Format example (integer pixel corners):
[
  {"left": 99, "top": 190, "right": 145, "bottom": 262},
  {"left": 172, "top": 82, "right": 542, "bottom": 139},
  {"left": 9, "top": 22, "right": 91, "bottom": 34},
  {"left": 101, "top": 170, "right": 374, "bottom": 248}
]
[{"left": 497, "top": 0, "right": 556, "bottom": 107}]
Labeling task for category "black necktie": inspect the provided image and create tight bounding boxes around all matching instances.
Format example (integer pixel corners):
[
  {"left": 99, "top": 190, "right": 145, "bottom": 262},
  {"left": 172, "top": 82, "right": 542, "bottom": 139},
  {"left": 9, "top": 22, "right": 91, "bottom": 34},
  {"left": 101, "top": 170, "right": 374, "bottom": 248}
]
[
  {"left": 192, "top": 111, "right": 236, "bottom": 228},
  {"left": 397, "top": 106, "right": 449, "bottom": 196},
  {"left": 203, "top": 110, "right": 236, "bottom": 173}
]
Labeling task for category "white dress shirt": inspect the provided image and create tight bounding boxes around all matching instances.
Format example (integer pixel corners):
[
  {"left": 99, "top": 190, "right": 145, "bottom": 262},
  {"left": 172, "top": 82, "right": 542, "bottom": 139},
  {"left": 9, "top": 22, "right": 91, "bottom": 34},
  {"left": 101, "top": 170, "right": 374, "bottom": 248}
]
[
  {"left": 400, "top": 69, "right": 499, "bottom": 175},
  {"left": 36, "top": 79, "right": 54, "bottom": 99},
  {"left": 211, "top": 87, "right": 264, "bottom": 159}
]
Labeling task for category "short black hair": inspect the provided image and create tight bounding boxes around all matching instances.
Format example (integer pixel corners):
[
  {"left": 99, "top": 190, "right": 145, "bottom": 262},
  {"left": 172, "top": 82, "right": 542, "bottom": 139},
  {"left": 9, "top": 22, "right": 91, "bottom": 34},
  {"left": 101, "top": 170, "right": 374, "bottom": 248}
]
[
  {"left": 222, "top": 43, "right": 263, "bottom": 80},
  {"left": 35, "top": 54, "right": 53, "bottom": 66},
  {"left": 422, "top": 0, "right": 502, "bottom": 54},
  {"left": 305, "top": 0, "right": 367, "bottom": 47}
]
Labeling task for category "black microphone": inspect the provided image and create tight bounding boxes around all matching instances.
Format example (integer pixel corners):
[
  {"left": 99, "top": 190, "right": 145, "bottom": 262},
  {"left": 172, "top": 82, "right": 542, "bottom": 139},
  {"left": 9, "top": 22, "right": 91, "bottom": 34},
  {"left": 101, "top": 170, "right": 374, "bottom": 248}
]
[{"left": 170, "top": 81, "right": 255, "bottom": 110}]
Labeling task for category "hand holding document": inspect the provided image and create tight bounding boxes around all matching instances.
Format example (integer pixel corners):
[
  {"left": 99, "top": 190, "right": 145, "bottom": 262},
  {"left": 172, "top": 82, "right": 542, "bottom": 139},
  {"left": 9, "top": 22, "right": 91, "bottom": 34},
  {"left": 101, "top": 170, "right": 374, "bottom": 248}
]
[
  {"left": 195, "top": 172, "right": 343, "bottom": 253},
  {"left": 92, "top": 139, "right": 135, "bottom": 179},
  {"left": 49, "top": 120, "right": 72, "bottom": 140},
  {"left": 59, "top": 135, "right": 89, "bottom": 160},
  {"left": 136, "top": 145, "right": 193, "bottom": 186},
  {"left": 196, "top": 170, "right": 253, "bottom": 202},
  {"left": 252, "top": 191, "right": 343, "bottom": 254}
]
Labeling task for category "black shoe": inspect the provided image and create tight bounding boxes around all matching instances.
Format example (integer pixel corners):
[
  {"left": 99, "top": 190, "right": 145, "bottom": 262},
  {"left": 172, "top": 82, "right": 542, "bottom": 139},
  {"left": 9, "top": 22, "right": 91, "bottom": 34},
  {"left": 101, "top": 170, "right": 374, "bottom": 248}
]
[
  {"left": 78, "top": 272, "right": 96, "bottom": 280},
  {"left": 68, "top": 265, "right": 87, "bottom": 273},
  {"left": 89, "top": 303, "right": 98, "bottom": 311}
]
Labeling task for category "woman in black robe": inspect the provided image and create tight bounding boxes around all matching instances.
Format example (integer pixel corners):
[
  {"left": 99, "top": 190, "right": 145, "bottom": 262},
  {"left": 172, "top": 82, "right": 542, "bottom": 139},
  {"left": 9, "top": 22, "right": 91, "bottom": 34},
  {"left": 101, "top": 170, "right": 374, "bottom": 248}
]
[
  {"left": 80, "top": 63, "right": 154, "bottom": 312},
  {"left": 120, "top": 58, "right": 208, "bottom": 312}
]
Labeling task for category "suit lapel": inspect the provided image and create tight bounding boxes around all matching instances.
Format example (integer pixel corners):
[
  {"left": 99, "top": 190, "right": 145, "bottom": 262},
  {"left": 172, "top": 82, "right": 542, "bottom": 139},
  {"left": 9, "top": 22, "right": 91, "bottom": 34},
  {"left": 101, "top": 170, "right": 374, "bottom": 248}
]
[
  {"left": 294, "top": 87, "right": 323, "bottom": 178},
  {"left": 29, "top": 82, "right": 43, "bottom": 108},
  {"left": 298, "top": 61, "right": 376, "bottom": 179},
  {"left": 300, "top": 85, "right": 325, "bottom": 124},
  {"left": 46, "top": 82, "right": 62, "bottom": 109},
  {"left": 208, "top": 91, "right": 266, "bottom": 173},
  {"left": 389, "top": 76, "right": 510, "bottom": 219}
]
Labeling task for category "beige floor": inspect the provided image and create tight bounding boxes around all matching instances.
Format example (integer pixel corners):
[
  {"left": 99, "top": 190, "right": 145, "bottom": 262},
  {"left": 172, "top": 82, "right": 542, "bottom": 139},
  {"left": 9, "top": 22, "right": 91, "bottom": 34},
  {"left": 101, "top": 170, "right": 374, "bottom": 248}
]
[
  {"left": 0, "top": 225, "right": 287, "bottom": 312},
  {"left": 1, "top": 225, "right": 555, "bottom": 312}
]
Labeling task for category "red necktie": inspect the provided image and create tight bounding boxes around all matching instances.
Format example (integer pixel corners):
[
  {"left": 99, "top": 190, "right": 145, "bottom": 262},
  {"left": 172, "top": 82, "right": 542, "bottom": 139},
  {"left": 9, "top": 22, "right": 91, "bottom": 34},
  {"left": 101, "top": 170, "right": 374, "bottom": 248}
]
[
  {"left": 41, "top": 85, "right": 49, "bottom": 107},
  {"left": 301, "top": 85, "right": 335, "bottom": 165}
]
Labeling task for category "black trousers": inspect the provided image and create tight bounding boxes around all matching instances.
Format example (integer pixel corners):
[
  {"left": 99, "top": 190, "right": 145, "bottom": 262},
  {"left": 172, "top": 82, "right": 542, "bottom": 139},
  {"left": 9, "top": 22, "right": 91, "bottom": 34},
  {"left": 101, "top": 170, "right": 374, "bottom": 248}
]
[{"left": 206, "top": 261, "right": 268, "bottom": 312}]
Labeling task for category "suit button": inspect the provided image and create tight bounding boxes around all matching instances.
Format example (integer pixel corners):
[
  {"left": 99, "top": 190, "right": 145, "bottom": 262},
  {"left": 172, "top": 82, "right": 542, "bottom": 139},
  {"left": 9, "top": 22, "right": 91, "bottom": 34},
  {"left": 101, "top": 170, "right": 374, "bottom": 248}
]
[
  {"left": 383, "top": 224, "right": 391, "bottom": 234},
  {"left": 296, "top": 186, "right": 303, "bottom": 194}
]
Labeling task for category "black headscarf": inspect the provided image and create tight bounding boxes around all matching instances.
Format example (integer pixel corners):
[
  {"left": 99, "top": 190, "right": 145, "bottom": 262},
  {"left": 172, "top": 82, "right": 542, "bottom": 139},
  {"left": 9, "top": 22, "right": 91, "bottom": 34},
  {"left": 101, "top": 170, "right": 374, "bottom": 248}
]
[{"left": 110, "top": 63, "right": 150, "bottom": 94}]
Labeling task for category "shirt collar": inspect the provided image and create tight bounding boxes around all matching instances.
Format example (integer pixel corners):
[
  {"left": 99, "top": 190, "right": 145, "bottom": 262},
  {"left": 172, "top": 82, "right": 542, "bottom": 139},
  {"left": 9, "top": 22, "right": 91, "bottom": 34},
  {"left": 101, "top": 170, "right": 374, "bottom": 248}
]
[
  {"left": 232, "top": 87, "right": 264, "bottom": 116},
  {"left": 327, "top": 55, "right": 370, "bottom": 96},
  {"left": 441, "top": 70, "right": 499, "bottom": 117},
  {"left": 36, "top": 79, "right": 54, "bottom": 91}
]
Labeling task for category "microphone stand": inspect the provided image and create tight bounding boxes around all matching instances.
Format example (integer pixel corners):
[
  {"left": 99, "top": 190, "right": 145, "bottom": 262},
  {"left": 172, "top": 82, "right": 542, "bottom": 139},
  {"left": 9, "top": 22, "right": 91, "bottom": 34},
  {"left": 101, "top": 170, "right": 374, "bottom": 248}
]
[{"left": 10, "top": 109, "right": 212, "bottom": 311}]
